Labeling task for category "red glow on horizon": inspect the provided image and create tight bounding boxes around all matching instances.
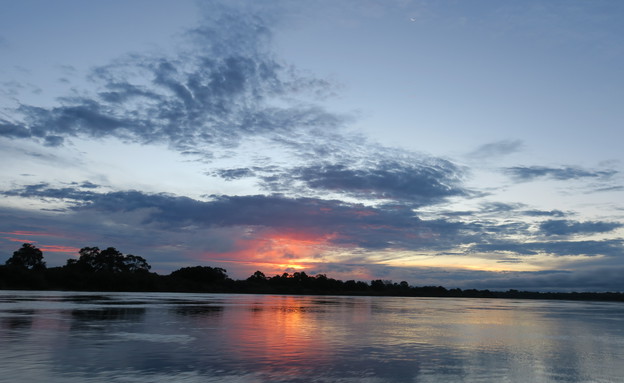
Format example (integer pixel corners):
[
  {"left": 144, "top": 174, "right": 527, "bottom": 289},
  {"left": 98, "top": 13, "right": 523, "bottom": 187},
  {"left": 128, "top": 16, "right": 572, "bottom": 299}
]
[
  {"left": 198, "top": 229, "right": 340, "bottom": 277},
  {"left": 38, "top": 245, "right": 81, "bottom": 253},
  {"left": 3, "top": 236, "right": 33, "bottom": 243},
  {"left": 2, "top": 231, "right": 81, "bottom": 255},
  {"left": 0, "top": 231, "right": 57, "bottom": 237}
]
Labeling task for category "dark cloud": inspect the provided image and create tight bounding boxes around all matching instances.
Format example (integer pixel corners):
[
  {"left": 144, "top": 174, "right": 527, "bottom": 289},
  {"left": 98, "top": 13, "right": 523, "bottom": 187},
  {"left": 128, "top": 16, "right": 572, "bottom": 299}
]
[
  {"left": 43, "top": 135, "right": 65, "bottom": 146},
  {"left": 479, "top": 202, "right": 525, "bottom": 214},
  {"left": 467, "top": 139, "right": 523, "bottom": 159},
  {"left": 52, "top": 183, "right": 624, "bottom": 256},
  {"left": 471, "top": 239, "right": 624, "bottom": 257},
  {"left": 86, "top": 192, "right": 469, "bottom": 251},
  {"left": 586, "top": 185, "right": 624, "bottom": 193},
  {"left": 539, "top": 219, "right": 623, "bottom": 236},
  {"left": 213, "top": 168, "right": 256, "bottom": 180},
  {"left": 1, "top": 5, "right": 343, "bottom": 154},
  {"left": 1, "top": 184, "right": 97, "bottom": 209},
  {"left": 0, "top": 119, "right": 32, "bottom": 139},
  {"left": 504, "top": 165, "right": 617, "bottom": 182},
  {"left": 439, "top": 210, "right": 475, "bottom": 217},
  {"left": 522, "top": 209, "right": 567, "bottom": 217},
  {"left": 256, "top": 160, "right": 468, "bottom": 206},
  {"left": 78, "top": 181, "right": 100, "bottom": 189},
  {"left": 437, "top": 206, "right": 567, "bottom": 219},
  {"left": 4, "top": 182, "right": 624, "bottom": 290},
  {"left": 13, "top": 183, "right": 622, "bottom": 261},
  {"left": 2, "top": 184, "right": 473, "bottom": 252},
  {"left": 299, "top": 161, "right": 466, "bottom": 203},
  {"left": 479, "top": 221, "right": 531, "bottom": 236}
]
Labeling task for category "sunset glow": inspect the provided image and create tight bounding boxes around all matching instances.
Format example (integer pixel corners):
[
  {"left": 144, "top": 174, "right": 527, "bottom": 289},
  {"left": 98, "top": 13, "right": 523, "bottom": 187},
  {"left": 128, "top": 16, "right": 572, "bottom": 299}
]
[
  {"left": 196, "top": 230, "right": 340, "bottom": 277},
  {"left": 1, "top": 0, "right": 623, "bottom": 291}
]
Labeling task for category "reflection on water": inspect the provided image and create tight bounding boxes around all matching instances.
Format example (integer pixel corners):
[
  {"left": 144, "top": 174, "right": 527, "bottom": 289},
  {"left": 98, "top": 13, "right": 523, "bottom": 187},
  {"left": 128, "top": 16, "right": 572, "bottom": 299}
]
[{"left": 0, "top": 291, "right": 623, "bottom": 382}]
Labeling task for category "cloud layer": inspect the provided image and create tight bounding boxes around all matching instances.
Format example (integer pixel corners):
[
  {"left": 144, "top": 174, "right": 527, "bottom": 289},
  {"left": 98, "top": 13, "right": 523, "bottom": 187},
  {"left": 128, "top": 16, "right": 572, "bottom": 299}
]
[{"left": 505, "top": 166, "right": 617, "bottom": 182}]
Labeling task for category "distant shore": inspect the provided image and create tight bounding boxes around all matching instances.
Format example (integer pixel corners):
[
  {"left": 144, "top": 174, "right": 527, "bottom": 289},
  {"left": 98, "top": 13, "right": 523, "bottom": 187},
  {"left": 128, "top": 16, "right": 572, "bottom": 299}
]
[
  {"left": 1, "top": 266, "right": 623, "bottom": 302},
  {"left": 3, "top": 244, "right": 622, "bottom": 302}
]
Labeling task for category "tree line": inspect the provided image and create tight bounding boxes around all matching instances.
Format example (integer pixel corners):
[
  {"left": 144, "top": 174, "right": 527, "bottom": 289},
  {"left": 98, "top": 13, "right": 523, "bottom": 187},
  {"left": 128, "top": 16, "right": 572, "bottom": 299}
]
[{"left": 1, "top": 243, "right": 623, "bottom": 302}]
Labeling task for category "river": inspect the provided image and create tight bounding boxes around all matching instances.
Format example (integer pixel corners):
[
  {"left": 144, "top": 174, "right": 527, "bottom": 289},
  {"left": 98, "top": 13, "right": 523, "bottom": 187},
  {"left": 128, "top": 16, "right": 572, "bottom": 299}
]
[{"left": 0, "top": 290, "right": 622, "bottom": 382}]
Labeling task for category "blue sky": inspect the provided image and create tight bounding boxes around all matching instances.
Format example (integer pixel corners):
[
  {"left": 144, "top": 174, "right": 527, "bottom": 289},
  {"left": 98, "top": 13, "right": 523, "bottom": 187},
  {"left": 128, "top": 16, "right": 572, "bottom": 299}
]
[{"left": 1, "top": 0, "right": 623, "bottom": 291}]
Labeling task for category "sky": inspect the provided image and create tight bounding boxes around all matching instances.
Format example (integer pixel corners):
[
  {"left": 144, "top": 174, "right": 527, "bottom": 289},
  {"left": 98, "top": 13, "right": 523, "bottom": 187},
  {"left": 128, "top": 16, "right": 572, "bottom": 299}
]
[{"left": 1, "top": 0, "right": 623, "bottom": 291}]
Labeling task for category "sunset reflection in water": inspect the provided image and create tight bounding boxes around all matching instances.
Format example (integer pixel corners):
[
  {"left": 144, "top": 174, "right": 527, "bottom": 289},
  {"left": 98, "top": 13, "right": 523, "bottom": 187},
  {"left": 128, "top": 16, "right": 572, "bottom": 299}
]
[
  {"left": 0, "top": 291, "right": 623, "bottom": 382},
  {"left": 222, "top": 296, "right": 329, "bottom": 376}
]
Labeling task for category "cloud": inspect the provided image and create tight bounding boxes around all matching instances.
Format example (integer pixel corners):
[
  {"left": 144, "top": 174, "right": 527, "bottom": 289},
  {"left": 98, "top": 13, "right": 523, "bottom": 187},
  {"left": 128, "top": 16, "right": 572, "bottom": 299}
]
[
  {"left": 481, "top": 204, "right": 568, "bottom": 218},
  {"left": 1, "top": 184, "right": 474, "bottom": 253},
  {"left": 435, "top": 205, "right": 568, "bottom": 220},
  {"left": 0, "top": 5, "right": 343, "bottom": 155},
  {"left": 2, "top": 183, "right": 97, "bottom": 205},
  {"left": 11, "top": 183, "right": 623, "bottom": 263},
  {"left": 467, "top": 139, "right": 523, "bottom": 159},
  {"left": 258, "top": 159, "right": 468, "bottom": 206},
  {"left": 12, "top": 182, "right": 621, "bottom": 257},
  {"left": 212, "top": 168, "right": 257, "bottom": 180},
  {"left": 504, "top": 165, "right": 617, "bottom": 182},
  {"left": 4, "top": 182, "right": 624, "bottom": 290},
  {"left": 0, "top": 119, "right": 32, "bottom": 139},
  {"left": 78, "top": 181, "right": 100, "bottom": 189},
  {"left": 522, "top": 209, "right": 567, "bottom": 217},
  {"left": 85, "top": 193, "right": 466, "bottom": 251},
  {"left": 2, "top": 1, "right": 474, "bottom": 211},
  {"left": 479, "top": 202, "right": 524, "bottom": 214},
  {"left": 586, "top": 185, "right": 624, "bottom": 194},
  {"left": 471, "top": 239, "right": 624, "bottom": 257},
  {"left": 539, "top": 219, "right": 623, "bottom": 236}
]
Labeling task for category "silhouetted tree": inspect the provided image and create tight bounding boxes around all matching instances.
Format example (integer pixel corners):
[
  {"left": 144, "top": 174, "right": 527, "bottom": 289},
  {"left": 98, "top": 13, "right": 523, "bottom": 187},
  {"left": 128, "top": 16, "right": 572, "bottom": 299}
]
[
  {"left": 247, "top": 270, "right": 267, "bottom": 282},
  {"left": 169, "top": 266, "right": 228, "bottom": 285},
  {"left": 123, "top": 254, "right": 151, "bottom": 273},
  {"left": 5, "top": 243, "right": 46, "bottom": 270},
  {"left": 344, "top": 280, "right": 358, "bottom": 290},
  {"left": 66, "top": 246, "right": 151, "bottom": 273},
  {"left": 293, "top": 271, "right": 308, "bottom": 281},
  {"left": 371, "top": 279, "right": 386, "bottom": 291}
]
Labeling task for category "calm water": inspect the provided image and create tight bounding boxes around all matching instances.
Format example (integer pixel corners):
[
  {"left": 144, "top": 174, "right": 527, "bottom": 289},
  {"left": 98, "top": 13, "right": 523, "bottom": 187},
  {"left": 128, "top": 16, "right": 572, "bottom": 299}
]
[{"left": 0, "top": 291, "right": 622, "bottom": 382}]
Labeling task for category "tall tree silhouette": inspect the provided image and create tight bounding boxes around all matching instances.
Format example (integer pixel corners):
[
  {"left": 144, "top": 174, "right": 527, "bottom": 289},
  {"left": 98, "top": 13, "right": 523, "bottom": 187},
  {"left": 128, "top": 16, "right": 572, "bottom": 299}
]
[
  {"left": 5, "top": 243, "right": 46, "bottom": 270},
  {"left": 66, "top": 247, "right": 151, "bottom": 273}
]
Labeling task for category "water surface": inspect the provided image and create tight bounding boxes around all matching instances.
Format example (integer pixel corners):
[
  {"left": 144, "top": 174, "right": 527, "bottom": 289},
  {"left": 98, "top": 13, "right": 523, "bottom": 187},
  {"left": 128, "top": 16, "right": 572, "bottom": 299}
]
[{"left": 0, "top": 291, "right": 622, "bottom": 382}]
